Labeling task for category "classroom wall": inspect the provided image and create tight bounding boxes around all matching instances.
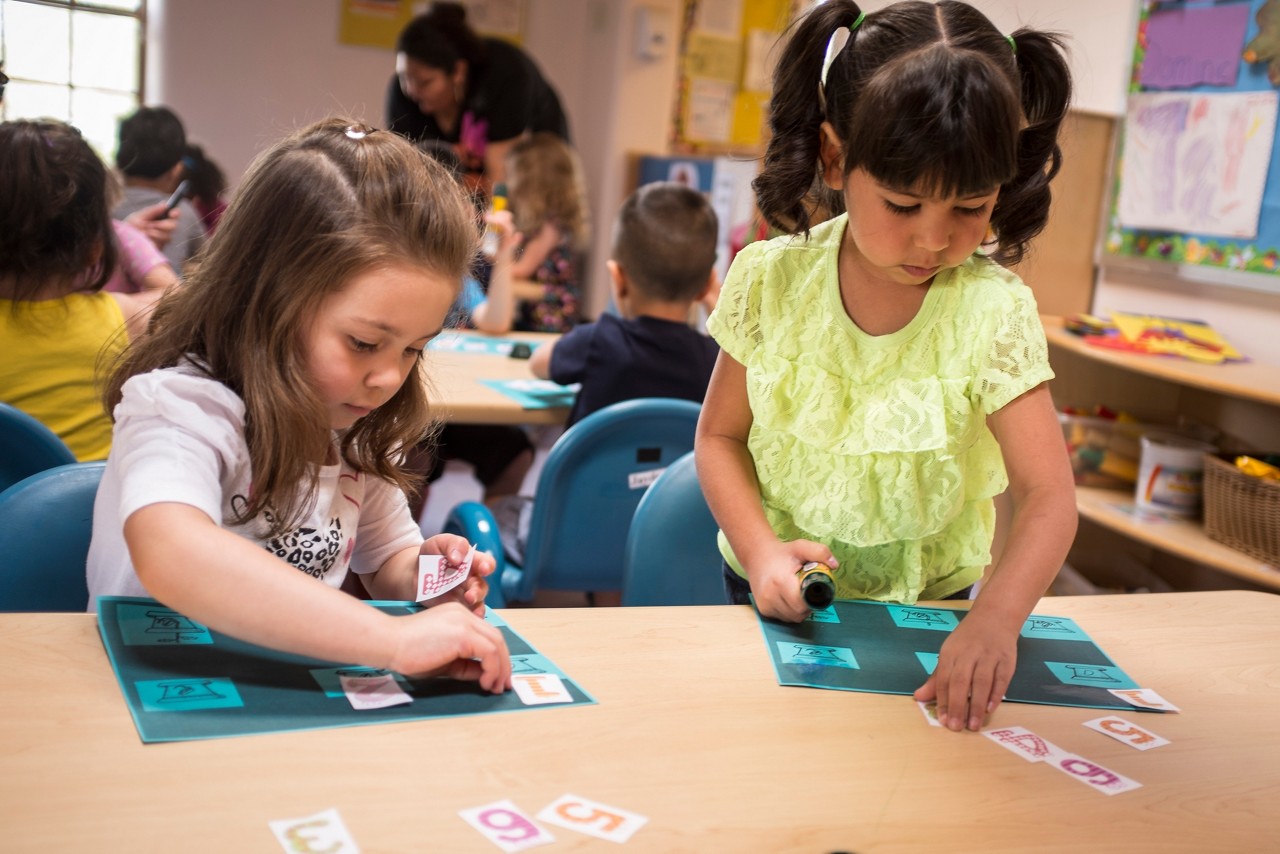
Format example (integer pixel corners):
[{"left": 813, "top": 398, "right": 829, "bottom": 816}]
[{"left": 147, "top": 0, "right": 1280, "bottom": 363}]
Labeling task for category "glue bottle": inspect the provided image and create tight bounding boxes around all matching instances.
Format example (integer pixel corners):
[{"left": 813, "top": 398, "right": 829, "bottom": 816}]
[
  {"left": 797, "top": 561, "right": 836, "bottom": 610},
  {"left": 480, "top": 183, "right": 508, "bottom": 260}
]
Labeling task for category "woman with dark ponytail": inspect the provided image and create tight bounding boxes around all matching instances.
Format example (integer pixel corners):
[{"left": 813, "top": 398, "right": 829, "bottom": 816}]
[{"left": 697, "top": 1, "right": 1077, "bottom": 733}]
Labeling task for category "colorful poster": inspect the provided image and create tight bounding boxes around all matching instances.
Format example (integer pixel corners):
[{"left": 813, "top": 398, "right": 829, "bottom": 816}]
[{"left": 1117, "top": 90, "right": 1278, "bottom": 239}]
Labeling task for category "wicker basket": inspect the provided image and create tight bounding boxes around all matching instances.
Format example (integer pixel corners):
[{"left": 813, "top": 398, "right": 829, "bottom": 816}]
[{"left": 1202, "top": 453, "right": 1280, "bottom": 566}]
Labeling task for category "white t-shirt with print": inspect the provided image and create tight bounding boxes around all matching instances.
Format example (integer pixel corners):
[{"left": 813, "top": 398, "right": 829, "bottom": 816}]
[{"left": 86, "top": 366, "right": 423, "bottom": 607}]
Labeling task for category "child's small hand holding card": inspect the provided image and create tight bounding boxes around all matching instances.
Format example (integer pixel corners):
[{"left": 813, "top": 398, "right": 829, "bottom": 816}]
[{"left": 417, "top": 543, "right": 477, "bottom": 603}]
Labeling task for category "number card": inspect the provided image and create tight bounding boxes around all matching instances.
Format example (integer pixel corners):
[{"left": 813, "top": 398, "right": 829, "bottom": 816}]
[
  {"left": 1048, "top": 753, "right": 1143, "bottom": 796},
  {"left": 511, "top": 673, "right": 573, "bottom": 705},
  {"left": 1083, "top": 715, "right": 1170, "bottom": 751},
  {"left": 916, "top": 700, "right": 943, "bottom": 728},
  {"left": 1108, "top": 688, "right": 1181, "bottom": 712},
  {"left": 338, "top": 673, "right": 412, "bottom": 711},
  {"left": 537, "top": 794, "right": 649, "bottom": 843},
  {"left": 460, "top": 800, "right": 555, "bottom": 852},
  {"left": 982, "top": 726, "right": 1068, "bottom": 764},
  {"left": 268, "top": 807, "right": 359, "bottom": 853},
  {"left": 416, "top": 543, "right": 476, "bottom": 602}
]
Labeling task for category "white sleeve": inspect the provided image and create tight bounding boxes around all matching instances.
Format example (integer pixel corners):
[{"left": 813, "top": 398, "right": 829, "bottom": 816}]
[
  {"left": 350, "top": 475, "right": 423, "bottom": 575},
  {"left": 110, "top": 369, "right": 249, "bottom": 524}
]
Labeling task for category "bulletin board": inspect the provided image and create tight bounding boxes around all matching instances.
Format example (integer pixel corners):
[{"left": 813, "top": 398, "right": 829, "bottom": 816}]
[
  {"left": 1103, "top": 0, "right": 1280, "bottom": 294},
  {"left": 670, "top": 0, "right": 794, "bottom": 152}
]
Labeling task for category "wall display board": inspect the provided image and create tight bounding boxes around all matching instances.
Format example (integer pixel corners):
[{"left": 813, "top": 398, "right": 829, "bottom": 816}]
[{"left": 1104, "top": 0, "right": 1280, "bottom": 295}]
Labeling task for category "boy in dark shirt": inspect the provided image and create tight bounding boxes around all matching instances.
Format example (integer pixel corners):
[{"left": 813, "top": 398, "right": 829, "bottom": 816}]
[{"left": 530, "top": 181, "right": 720, "bottom": 427}]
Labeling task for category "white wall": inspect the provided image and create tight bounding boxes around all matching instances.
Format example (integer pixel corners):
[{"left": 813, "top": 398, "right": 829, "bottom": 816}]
[{"left": 148, "top": 0, "right": 1280, "bottom": 363}]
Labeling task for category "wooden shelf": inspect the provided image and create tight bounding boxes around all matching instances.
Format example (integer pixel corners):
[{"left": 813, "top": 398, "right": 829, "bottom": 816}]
[
  {"left": 1075, "top": 486, "right": 1280, "bottom": 590},
  {"left": 1042, "top": 315, "right": 1280, "bottom": 407}
]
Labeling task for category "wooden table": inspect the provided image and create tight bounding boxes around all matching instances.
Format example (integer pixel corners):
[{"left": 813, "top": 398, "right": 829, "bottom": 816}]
[
  {"left": 2, "top": 592, "right": 1277, "bottom": 851},
  {"left": 425, "top": 331, "right": 568, "bottom": 425}
]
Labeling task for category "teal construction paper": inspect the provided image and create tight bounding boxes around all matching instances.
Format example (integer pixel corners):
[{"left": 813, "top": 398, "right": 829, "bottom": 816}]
[
  {"left": 757, "top": 599, "right": 1150, "bottom": 711},
  {"left": 429, "top": 333, "right": 529, "bottom": 356},
  {"left": 98, "top": 597, "right": 596, "bottom": 743},
  {"left": 478, "top": 379, "right": 579, "bottom": 409},
  {"left": 806, "top": 606, "right": 840, "bottom": 624},
  {"left": 117, "top": 601, "right": 212, "bottom": 646}
]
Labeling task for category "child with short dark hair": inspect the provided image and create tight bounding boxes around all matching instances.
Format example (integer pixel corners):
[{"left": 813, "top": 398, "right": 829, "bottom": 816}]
[
  {"left": 113, "top": 106, "right": 205, "bottom": 269},
  {"left": 530, "top": 181, "right": 720, "bottom": 427}
]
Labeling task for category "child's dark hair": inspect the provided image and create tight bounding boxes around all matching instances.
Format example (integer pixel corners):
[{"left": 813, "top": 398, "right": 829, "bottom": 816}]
[
  {"left": 183, "top": 144, "right": 227, "bottom": 205},
  {"left": 116, "top": 106, "right": 187, "bottom": 179},
  {"left": 755, "top": 0, "right": 1071, "bottom": 266},
  {"left": 612, "top": 182, "right": 718, "bottom": 302},
  {"left": 0, "top": 119, "right": 118, "bottom": 297},
  {"left": 105, "top": 118, "right": 478, "bottom": 535},
  {"left": 397, "top": 2, "right": 484, "bottom": 70}
]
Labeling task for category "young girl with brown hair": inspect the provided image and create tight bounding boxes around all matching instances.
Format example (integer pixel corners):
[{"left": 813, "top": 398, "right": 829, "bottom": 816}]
[{"left": 87, "top": 118, "right": 511, "bottom": 690}]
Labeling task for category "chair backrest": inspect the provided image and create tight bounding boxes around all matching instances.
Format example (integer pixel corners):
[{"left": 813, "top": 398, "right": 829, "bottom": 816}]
[
  {"left": 441, "top": 500, "right": 508, "bottom": 610},
  {"left": 502, "top": 398, "right": 702, "bottom": 603},
  {"left": 0, "top": 461, "right": 105, "bottom": 612},
  {"left": 0, "top": 401, "right": 78, "bottom": 493},
  {"left": 621, "top": 451, "right": 725, "bottom": 606}
]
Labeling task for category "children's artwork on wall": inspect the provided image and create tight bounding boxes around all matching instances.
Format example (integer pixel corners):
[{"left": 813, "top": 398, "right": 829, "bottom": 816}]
[
  {"left": 1117, "top": 90, "right": 1277, "bottom": 238},
  {"left": 1104, "top": 0, "right": 1280, "bottom": 293}
]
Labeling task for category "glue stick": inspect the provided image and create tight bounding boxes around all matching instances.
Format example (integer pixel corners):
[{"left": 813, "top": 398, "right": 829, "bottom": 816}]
[
  {"left": 797, "top": 561, "right": 836, "bottom": 610},
  {"left": 480, "top": 183, "right": 508, "bottom": 260}
]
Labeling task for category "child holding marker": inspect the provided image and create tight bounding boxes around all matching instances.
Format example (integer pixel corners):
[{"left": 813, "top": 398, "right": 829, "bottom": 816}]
[
  {"left": 696, "top": 0, "right": 1077, "bottom": 731},
  {"left": 87, "top": 119, "right": 511, "bottom": 691}
]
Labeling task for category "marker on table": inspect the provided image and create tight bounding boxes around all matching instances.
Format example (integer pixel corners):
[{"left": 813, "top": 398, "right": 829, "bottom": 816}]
[{"left": 798, "top": 561, "right": 836, "bottom": 610}]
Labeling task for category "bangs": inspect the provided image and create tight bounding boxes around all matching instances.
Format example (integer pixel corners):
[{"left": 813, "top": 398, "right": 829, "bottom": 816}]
[{"left": 844, "top": 46, "right": 1021, "bottom": 199}]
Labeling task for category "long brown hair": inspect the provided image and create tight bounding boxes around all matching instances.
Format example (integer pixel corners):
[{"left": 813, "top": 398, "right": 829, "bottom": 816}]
[
  {"left": 755, "top": 0, "right": 1071, "bottom": 266},
  {"left": 505, "top": 132, "right": 590, "bottom": 250},
  {"left": 104, "top": 118, "right": 477, "bottom": 534}
]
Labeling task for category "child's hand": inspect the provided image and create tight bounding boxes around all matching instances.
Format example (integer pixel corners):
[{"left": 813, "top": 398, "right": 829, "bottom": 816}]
[
  {"left": 745, "top": 540, "right": 838, "bottom": 623},
  {"left": 385, "top": 601, "right": 512, "bottom": 692},
  {"left": 124, "top": 201, "right": 179, "bottom": 249},
  {"left": 421, "top": 534, "right": 494, "bottom": 616},
  {"left": 912, "top": 612, "right": 1018, "bottom": 732}
]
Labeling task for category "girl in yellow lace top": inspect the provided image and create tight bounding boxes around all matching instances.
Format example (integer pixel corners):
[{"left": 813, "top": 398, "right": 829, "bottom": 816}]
[{"left": 697, "top": 0, "right": 1078, "bottom": 733}]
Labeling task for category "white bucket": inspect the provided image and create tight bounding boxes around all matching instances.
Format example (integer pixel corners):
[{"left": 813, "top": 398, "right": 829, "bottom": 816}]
[{"left": 1135, "top": 434, "right": 1216, "bottom": 516}]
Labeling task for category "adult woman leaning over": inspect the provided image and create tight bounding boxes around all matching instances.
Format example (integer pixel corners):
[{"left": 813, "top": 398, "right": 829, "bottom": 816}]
[{"left": 385, "top": 1, "right": 569, "bottom": 189}]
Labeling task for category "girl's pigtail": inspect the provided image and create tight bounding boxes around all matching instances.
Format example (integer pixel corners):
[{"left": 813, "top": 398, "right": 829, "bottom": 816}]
[
  {"left": 990, "top": 28, "right": 1072, "bottom": 266},
  {"left": 753, "top": 0, "right": 863, "bottom": 236}
]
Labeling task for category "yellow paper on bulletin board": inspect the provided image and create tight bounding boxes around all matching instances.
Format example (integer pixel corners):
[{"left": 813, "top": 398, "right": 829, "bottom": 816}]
[
  {"left": 686, "top": 32, "right": 742, "bottom": 82},
  {"left": 339, "top": 0, "right": 413, "bottom": 50}
]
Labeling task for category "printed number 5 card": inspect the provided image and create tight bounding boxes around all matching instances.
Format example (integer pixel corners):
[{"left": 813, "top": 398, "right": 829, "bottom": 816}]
[
  {"left": 97, "top": 596, "right": 595, "bottom": 743},
  {"left": 758, "top": 599, "right": 1149, "bottom": 711}
]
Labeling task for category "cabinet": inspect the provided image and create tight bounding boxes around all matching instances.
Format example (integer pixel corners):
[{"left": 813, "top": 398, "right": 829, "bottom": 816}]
[{"left": 1042, "top": 315, "right": 1280, "bottom": 592}]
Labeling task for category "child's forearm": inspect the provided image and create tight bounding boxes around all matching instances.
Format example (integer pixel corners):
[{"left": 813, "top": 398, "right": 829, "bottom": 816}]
[
  {"left": 695, "top": 432, "right": 777, "bottom": 565},
  {"left": 126, "top": 503, "right": 404, "bottom": 669},
  {"left": 473, "top": 259, "right": 515, "bottom": 334},
  {"left": 970, "top": 483, "right": 1077, "bottom": 628}
]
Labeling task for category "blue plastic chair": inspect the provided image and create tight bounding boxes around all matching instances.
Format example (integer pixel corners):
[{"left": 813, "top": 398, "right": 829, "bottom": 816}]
[
  {"left": 446, "top": 398, "right": 702, "bottom": 605},
  {"left": 0, "top": 461, "right": 106, "bottom": 612},
  {"left": 621, "top": 451, "right": 725, "bottom": 606},
  {"left": 0, "top": 401, "right": 77, "bottom": 493},
  {"left": 442, "top": 500, "right": 508, "bottom": 610}
]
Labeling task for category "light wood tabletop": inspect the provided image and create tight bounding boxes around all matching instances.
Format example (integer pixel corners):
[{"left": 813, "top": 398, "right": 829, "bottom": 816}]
[
  {"left": 424, "top": 331, "right": 569, "bottom": 425},
  {"left": 2, "top": 591, "right": 1277, "bottom": 852}
]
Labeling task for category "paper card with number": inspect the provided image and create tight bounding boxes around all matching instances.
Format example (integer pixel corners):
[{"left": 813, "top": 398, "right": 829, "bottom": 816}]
[
  {"left": 537, "top": 794, "right": 649, "bottom": 843},
  {"left": 416, "top": 543, "right": 476, "bottom": 602},
  {"left": 1108, "top": 687, "right": 1180, "bottom": 712},
  {"left": 459, "top": 800, "right": 555, "bottom": 852},
  {"left": 982, "top": 726, "right": 1069, "bottom": 764},
  {"left": 338, "top": 673, "right": 412, "bottom": 710},
  {"left": 1083, "top": 715, "right": 1170, "bottom": 751},
  {"left": 1048, "top": 752, "right": 1143, "bottom": 796},
  {"left": 512, "top": 672, "right": 574, "bottom": 705},
  {"left": 268, "top": 807, "right": 359, "bottom": 853}
]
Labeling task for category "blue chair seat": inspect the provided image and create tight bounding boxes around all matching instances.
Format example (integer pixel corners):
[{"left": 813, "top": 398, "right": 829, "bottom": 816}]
[
  {"left": 622, "top": 451, "right": 725, "bottom": 606},
  {"left": 0, "top": 462, "right": 106, "bottom": 612},
  {"left": 0, "top": 401, "right": 77, "bottom": 493},
  {"left": 445, "top": 398, "right": 702, "bottom": 605}
]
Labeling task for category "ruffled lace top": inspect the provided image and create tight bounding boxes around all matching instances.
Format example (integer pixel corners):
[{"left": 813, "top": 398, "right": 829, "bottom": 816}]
[{"left": 707, "top": 214, "right": 1053, "bottom": 603}]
